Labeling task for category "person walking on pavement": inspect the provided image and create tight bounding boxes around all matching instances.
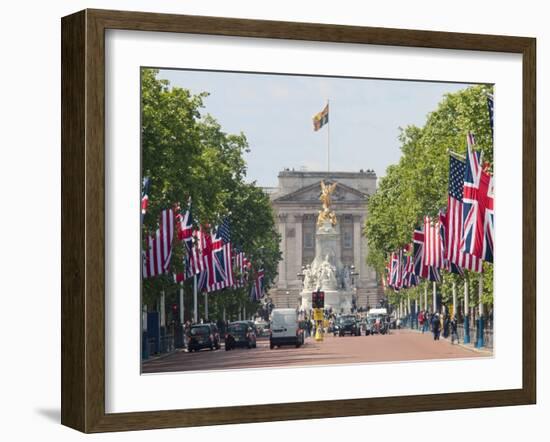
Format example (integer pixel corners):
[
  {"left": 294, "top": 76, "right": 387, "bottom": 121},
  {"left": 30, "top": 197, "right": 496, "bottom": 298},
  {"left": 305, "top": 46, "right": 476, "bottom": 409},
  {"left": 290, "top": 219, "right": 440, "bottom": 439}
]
[
  {"left": 443, "top": 314, "right": 450, "bottom": 339},
  {"left": 432, "top": 313, "right": 441, "bottom": 341},
  {"left": 450, "top": 315, "right": 459, "bottom": 344},
  {"left": 422, "top": 311, "right": 429, "bottom": 333},
  {"left": 419, "top": 310, "right": 425, "bottom": 334}
]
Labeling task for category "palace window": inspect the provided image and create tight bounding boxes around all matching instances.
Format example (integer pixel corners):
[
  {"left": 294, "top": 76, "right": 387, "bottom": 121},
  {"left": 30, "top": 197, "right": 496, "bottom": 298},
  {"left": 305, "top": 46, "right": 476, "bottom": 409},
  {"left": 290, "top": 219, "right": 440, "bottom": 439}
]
[
  {"left": 343, "top": 230, "right": 353, "bottom": 249},
  {"left": 304, "top": 232, "right": 314, "bottom": 249}
]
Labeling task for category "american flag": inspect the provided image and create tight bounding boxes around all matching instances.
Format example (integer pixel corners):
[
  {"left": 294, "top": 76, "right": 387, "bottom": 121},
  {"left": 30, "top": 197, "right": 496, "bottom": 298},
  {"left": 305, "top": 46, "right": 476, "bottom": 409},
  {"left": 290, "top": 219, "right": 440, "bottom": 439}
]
[
  {"left": 413, "top": 227, "right": 441, "bottom": 282},
  {"left": 462, "top": 133, "right": 494, "bottom": 263},
  {"left": 422, "top": 216, "right": 443, "bottom": 268},
  {"left": 250, "top": 268, "right": 265, "bottom": 301},
  {"left": 142, "top": 208, "right": 174, "bottom": 278},
  {"left": 141, "top": 177, "right": 150, "bottom": 223},
  {"left": 444, "top": 156, "right": 483, "bottom": 272},
  {"left": 233, "top": 249, "right": 249, "bottom": 288}
]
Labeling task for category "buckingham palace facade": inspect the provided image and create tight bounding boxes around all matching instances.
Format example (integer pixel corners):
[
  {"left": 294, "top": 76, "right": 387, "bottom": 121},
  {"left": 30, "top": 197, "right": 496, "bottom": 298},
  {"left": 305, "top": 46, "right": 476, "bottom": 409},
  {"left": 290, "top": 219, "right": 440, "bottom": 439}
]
[{"left": 266, "top": 169, "right": 383, "bottom": 310}]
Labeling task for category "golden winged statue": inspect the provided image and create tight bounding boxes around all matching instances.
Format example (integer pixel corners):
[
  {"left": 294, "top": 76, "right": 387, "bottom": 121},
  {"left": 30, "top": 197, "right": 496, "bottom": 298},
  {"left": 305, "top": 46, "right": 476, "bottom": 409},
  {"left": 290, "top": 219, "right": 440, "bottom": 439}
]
[{"left": 317, "top": 180, "right": 338, "bottom": 227}]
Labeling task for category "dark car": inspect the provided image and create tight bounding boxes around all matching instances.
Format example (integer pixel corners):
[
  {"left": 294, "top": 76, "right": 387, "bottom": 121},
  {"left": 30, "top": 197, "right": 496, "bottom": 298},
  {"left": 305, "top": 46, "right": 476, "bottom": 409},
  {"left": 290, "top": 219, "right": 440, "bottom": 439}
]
[
  {"left": 187, "top": 323, "right": 221, "bottom": 352},
  {"left": 333, "top": 315, "right": 360, "bottom": 337},
  {"left": 225, "top": 321, "right": 257, "bottom": 350}
]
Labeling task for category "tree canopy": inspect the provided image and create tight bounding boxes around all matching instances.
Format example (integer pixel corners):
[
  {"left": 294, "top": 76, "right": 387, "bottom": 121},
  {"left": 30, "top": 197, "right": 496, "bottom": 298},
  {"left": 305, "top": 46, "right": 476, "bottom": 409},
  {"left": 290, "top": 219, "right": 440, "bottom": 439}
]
[
  {"left": 364, "top": 84, "right": 494, "bottom": 308},
  {"left": 141, "top": 69, "right": 281, "bottom": 318}
]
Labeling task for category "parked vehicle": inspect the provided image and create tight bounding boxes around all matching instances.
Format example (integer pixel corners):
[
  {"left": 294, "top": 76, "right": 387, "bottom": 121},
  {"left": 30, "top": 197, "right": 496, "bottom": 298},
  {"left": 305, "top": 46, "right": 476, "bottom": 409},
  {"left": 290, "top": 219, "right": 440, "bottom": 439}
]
[
  {"left": 225, "top": 321, "right": 257, "bottom": 350},
  {"left": 333, "top": 315, "right": 361, "bottom": 336},
  {"left": 187, "top": 323, "right": 221, "bottom": 352},
  {"left": 269, "top": 308, "right": 304, "bottom": 349},
  {"left": 254, "top": 320, "right": 270, "bottom": 337}
]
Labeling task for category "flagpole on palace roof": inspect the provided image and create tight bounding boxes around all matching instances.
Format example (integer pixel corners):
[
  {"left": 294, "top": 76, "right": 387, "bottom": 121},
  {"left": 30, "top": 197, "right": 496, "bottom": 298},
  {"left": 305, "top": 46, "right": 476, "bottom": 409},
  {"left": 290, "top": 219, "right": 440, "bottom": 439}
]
[{"left": 327, "top": 99, "right": 330, "bottom": 175}]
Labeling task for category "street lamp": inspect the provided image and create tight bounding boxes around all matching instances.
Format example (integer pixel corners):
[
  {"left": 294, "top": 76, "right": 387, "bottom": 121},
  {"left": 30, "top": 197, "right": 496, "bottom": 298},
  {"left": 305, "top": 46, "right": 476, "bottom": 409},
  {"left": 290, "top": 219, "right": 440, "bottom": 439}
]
[{"left": 285, "top": 290, "right": 290, "bottom": 308}]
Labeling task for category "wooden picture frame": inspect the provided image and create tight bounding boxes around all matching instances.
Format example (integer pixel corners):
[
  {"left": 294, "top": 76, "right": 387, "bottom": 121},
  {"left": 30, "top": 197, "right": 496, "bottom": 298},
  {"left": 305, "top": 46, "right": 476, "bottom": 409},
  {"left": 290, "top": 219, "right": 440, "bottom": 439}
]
[{"left": 61, "top": 9, "right": 536, "bottom": 433}]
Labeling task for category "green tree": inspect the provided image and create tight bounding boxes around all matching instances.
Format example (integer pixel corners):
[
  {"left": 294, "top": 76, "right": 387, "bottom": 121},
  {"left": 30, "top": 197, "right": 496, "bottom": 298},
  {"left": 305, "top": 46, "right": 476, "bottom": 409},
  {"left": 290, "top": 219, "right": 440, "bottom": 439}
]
[
  {"left": 365, "top": 84, "right": 494, "bottom": 309},
  {"left": 141, "top": 69, "right": 281, "bottom": 316}
]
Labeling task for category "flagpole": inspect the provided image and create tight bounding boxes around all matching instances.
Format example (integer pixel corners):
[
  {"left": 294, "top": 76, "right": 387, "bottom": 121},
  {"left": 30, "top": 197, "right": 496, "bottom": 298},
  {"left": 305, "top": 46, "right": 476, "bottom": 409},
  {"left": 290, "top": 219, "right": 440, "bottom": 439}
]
[
  {"left": 179, "top": 282, "right": 184, "bottom": 324},
  {"left": 327, "top": 99, "right": 330, "bottom": 175},
  {"left": 193, "top": 274, "right": 198, "bottom": 323}
]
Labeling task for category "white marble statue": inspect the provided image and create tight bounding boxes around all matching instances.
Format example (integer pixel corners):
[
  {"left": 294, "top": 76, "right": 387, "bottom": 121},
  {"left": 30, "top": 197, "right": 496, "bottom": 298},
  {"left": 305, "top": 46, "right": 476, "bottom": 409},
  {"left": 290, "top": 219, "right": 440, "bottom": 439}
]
[{"left": 303, "top": 264, "right": 313, "bottom": 290}]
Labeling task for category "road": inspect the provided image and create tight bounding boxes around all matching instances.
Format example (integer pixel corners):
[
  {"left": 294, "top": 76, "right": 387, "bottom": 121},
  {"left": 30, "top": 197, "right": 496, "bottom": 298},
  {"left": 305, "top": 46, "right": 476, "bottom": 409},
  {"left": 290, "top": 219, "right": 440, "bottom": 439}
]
[{"left": 142, "top": 329, "right": 490, "bottom": 374}]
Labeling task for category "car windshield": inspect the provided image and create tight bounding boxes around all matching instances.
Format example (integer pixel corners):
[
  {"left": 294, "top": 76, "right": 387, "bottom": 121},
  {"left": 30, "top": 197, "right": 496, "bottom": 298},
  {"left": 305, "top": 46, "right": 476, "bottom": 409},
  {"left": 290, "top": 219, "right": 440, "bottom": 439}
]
[
  {"left": 273, "top": 313, "right": 296, "bottom": 326},
  {"left": 229, "top": 323, "right": 247, "bottom": 332},
  {"left": 190, "top": 326, "right": 209, "bottom": 336}
]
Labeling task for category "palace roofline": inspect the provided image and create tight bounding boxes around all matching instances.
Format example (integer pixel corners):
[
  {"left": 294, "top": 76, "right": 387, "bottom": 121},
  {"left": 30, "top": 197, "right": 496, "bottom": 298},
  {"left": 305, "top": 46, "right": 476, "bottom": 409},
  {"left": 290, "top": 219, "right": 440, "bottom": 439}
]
[{"left": 278, "top": 169, "right": 377, "bottom": 178}]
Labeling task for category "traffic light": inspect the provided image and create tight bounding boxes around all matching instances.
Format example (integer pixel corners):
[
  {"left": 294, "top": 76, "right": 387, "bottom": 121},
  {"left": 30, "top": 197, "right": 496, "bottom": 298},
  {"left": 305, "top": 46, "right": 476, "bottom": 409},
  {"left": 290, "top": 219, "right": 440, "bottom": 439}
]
[{"left": 312, "top": 291, "right": 325, "bottom": 309}]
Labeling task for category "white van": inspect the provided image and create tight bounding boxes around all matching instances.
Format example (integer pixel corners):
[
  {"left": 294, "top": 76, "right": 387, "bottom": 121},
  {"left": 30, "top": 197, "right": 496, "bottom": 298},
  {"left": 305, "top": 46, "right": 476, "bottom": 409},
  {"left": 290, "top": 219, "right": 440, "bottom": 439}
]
[{"left": 269, "top": 308, "right": 304, "bottom": 349}]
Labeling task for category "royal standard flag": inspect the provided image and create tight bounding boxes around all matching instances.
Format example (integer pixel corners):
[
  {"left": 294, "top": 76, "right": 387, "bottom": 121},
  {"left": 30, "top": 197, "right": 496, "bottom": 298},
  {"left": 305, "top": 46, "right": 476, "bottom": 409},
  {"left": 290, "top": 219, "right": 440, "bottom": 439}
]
[{"left": 313, "top": 104, "right": 329, "bottom": 131}]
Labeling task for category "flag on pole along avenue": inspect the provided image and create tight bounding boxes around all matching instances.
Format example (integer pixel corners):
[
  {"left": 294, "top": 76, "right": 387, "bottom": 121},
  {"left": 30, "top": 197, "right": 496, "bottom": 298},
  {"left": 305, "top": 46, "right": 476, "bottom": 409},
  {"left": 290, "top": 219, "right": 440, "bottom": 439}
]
[
  {"left": 439, "top": 210, "right": 464, "bottom": 275},
  {"left": 461, "top": 133, "right": 494, "bottom": 263},
  {"left": 195, "top": 226, "right": 216, "bottom": 292},
  {"left": 313, "top": 103, "right": 329, "bottom": 131},
  {"left": 209, "top": 218, "right": 234, "bottom": 291},
  {"left": 390, "top": 252, "right": 400, "bottom": 289},
  {"left": 233, "top": 249, "right": 249, "bottom": 288},
  {"left": 413, "top": 227, "right": 441, "bottom": 282},
  {"left": 176, "top": 202, "right": 205, "bottom": 275},
  {"left": 250, "top": 269, "right": 265, "bottom": 301},
  {"left": 141, "top": 177, "right": 150, "bottom": 223},
  {"left": 142, "top": 208, "right": 175, "bottom": 278},
  {"left": 487, "top": 93, "right": 494, "bottom": 138},
  {"left": 423, "top": 216, "right": 443, "bottom": 268},
  {"left": 444, "top": 155, "right": 483, "bottom": 272}
]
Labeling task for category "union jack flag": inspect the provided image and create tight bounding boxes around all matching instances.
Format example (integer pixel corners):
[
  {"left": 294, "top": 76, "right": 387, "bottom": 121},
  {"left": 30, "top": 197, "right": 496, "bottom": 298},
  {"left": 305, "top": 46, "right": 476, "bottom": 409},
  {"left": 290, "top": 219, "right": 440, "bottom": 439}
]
[
  {"left": 176, "top": 202, "right": 205, "bottom": 276},
  {"left": 250, "top": 268, "right": 265, "bottom": 301},
  {"left": 142, "top": 208, "right": 174, "bottom": 278},
  {"left": 401, "top": 254, "right": 418, "bottom": 288},
  {"left": 390, "top": 251, "right": 401, "bottom": 290},
  {"left": 208, "top": 218, "right": 234, "bottom": 291},
  {"left": 461, "top": 133, "right": 494, "bottom": 263},
  {"left": 443, "top": 155, "right": 483, "bottom": 272}
]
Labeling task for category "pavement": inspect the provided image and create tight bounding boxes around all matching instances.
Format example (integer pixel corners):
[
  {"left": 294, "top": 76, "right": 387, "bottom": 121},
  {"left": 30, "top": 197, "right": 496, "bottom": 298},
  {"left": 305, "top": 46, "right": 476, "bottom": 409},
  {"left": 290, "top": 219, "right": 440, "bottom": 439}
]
[{"left": 142, "top": 329, "right": 491, "bottom": 374}]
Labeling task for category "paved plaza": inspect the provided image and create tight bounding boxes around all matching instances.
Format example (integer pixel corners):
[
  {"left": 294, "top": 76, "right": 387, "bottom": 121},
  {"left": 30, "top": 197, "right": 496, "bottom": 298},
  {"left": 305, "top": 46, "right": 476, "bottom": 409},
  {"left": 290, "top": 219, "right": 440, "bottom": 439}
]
[{"left": 142, "top": 329, "right": 490, "bottom": 374}]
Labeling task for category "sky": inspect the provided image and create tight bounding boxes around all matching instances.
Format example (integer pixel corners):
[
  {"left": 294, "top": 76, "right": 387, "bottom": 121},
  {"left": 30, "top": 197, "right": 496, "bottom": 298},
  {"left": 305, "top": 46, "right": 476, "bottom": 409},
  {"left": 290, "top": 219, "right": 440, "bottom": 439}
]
[{"left": 157, "top": 68, "right": 472, "bottom": 188}]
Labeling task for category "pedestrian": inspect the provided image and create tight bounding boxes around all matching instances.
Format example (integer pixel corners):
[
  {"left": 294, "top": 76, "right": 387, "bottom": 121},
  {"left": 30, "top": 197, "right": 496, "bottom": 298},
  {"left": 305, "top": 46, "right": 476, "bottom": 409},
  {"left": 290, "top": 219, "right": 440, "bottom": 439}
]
[
  {"left": 422, "top": 311, "right": 429, "bottom": 333},
  {"left": 450, "top": 315, "right": 459, "bottom": 344},
  {"left": 419, "top": 310, "right": 425, "bottom": 333},
  {"left": 432, "top": 313, "right": 441, "bottom": 341},
  {"left": 443, "top": 314, "right": 450, "bottom": 339}
]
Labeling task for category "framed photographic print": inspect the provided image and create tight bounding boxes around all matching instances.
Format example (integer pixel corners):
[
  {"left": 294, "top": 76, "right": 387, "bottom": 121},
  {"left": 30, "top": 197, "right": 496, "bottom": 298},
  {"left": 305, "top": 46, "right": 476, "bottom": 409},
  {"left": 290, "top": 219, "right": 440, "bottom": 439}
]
[{"left": 61, "top": 9, "right": 536, "bottom": 433}]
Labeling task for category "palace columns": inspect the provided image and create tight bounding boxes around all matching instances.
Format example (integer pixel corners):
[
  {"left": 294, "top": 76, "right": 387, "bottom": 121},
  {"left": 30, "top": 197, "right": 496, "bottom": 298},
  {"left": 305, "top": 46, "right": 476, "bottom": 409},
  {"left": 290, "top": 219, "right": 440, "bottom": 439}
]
[
  {"left": 294, "top": 214, "right": 303, "bottom": 285},
  {"left": 277, "top": 213, "right": 288, "bottom": 289},
  {"left": 353, "top": 215, "right": 362, "bottom": 279}
]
